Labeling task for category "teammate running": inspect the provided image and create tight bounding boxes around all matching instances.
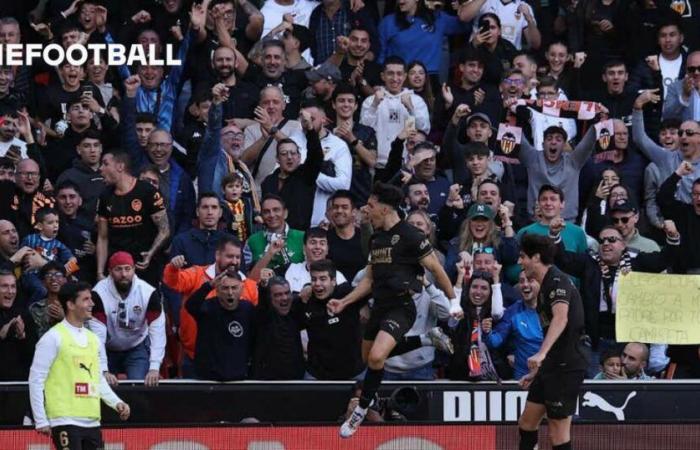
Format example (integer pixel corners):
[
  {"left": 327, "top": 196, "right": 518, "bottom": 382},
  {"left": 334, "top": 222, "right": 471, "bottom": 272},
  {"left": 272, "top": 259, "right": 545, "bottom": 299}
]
[
  {"left": 29, "top": 282, "right": 130, "bottom": 450},
  {"left": 328, "top": 183, "right": 463, "bottom": 438},
  {"left": 516, "top": 234, "right": 587, "bottom": 450}
]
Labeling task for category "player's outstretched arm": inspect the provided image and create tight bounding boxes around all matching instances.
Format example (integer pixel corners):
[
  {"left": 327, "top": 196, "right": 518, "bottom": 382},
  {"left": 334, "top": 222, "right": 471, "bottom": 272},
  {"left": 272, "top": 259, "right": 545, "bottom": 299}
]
[
  {"left": 420, "top": 251, "right": 462, "bottom": 319},
  {"left": 327, "top": 266, "right": 373, "bottom": 315}
]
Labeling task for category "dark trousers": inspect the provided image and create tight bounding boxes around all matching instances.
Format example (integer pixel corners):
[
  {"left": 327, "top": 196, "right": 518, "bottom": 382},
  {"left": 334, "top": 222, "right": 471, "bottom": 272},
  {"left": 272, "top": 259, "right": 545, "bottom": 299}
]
[{"left": 51, "top": 425, "right": 103, "bottom": 450}]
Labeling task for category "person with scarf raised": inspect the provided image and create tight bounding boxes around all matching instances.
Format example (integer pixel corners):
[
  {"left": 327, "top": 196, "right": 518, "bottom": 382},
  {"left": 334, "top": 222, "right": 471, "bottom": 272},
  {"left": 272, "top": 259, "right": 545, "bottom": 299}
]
[{"left": 548, "top": 218, "right": 680, "bottom": 378}]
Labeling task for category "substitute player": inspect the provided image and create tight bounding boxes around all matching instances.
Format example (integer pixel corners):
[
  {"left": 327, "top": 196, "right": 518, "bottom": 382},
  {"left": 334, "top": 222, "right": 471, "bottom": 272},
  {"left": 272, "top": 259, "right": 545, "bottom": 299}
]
[
  {"left": 328, "top": 183, "right": 463, "bottom": 438},
  {"left": 517, "top": 234, "right": 587, "bottom": 450},
  {"left": 29, "top": 282, "right": 130, "bottom": 450}
]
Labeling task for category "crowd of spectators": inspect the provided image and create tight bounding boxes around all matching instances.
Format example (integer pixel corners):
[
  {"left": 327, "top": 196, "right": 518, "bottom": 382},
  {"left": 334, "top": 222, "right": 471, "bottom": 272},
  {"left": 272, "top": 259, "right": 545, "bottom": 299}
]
[{"left": 1, "top": 0, "right": 700, "bottom": 386}]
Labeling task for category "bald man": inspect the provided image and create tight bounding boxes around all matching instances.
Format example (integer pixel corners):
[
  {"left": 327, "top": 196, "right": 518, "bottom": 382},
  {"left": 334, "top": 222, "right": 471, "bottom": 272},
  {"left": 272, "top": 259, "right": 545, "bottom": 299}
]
[
  {"left": 622, "top": 342, "right": 653, "bottom": 380},
  {"left": 664, "top": 51, "right": 700, "bottom": 121},
  {"left": 0, "top": 158, "right": 54, "bottom": 238}
]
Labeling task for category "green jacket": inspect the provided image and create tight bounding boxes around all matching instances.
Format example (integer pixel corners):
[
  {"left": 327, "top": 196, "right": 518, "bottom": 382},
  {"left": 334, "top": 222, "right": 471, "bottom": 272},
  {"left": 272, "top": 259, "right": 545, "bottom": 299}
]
[{"left": 248, "top": 228, "right": 305, "bottom": 271}]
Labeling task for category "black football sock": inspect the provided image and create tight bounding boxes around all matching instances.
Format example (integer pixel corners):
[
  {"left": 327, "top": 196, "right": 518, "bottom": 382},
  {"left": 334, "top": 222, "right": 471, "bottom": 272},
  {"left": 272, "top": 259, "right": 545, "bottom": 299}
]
[
  {"left": 519, "top": 428, "right": 538, "bottom": 450},
  {"left": 553, "top": 441, "right": 572, "bottom": 450},
  {"left": 358, "top": 367, "right": 384, "bottom": 409}
]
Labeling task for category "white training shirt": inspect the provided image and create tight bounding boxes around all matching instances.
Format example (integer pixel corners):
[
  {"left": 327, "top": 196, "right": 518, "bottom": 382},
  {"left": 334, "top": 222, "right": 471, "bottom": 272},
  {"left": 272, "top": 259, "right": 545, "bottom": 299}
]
[{"left": 28, "top": 320, "right": 122, "bottom": 429}]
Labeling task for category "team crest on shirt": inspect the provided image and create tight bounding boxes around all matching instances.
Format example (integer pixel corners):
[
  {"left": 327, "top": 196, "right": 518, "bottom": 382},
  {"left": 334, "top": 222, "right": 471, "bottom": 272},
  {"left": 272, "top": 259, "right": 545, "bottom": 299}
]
[
  {"left": 391, "top": 235, "right": 400, "bottom": 245},
  {"left": 132, "top": 305, "right": 143, "bottom": 315},
  {"left": 131, "top": 199, "right": 142, "bottom": 212}
]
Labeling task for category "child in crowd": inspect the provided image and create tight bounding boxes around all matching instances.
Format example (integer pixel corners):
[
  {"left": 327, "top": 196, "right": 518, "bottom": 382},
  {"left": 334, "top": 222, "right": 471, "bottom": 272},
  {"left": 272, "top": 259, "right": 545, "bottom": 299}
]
[
  {"left": 594, "top": 348, "right": 626, "bottom": 380},
  {"left": 221, "top": 172, "right": 259, "bottom": 242},
  {"left": 20, "top": 207, "right": 78, "bottom": 302}
]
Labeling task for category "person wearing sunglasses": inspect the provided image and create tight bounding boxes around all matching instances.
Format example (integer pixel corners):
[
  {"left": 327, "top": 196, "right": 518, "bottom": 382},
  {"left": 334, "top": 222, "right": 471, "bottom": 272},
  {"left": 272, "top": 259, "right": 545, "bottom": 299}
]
[
  {"left": 663, "top": 50, "right": 700, "bottom": 122},
  {"left": 608, "top": 198, "right": 660, "bottom": 254},
  {"left": 549, "top": 217, "right": 680, "bottom": 378},
  {"left": 634, "top": 89, "right": 700, "bottom": 206}
]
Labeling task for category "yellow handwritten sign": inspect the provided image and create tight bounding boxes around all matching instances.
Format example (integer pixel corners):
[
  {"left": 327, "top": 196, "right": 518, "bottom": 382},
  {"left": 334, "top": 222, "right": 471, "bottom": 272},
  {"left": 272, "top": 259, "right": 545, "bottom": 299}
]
[{"left": 616, "top": 272, "right": 700, "bottom": 344}]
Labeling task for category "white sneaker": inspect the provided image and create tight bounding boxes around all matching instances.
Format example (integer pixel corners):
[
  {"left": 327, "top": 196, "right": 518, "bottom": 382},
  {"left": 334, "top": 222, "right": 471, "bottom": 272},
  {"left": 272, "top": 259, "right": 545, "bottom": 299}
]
[
  {"left": 339, "top": 404, "right": 368, "bottom": 438},
  {"left": 428, "top": 326, "right": 454, "bottom": 354}
]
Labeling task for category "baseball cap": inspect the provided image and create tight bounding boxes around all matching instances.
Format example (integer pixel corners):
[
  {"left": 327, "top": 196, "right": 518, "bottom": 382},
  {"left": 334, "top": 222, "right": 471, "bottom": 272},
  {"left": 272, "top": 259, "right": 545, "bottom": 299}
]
[
  {"left": 467, "top": 203, "right": 495, "bottom": 220},
  {"left": 466, "top": 112, "right": 492, "bottom": 128},
  {"left": 609, "top": 198, "right": 638, "bottom": 214},
  {"left": 305, "top": 62, "right": 342, "bottom": 83}
]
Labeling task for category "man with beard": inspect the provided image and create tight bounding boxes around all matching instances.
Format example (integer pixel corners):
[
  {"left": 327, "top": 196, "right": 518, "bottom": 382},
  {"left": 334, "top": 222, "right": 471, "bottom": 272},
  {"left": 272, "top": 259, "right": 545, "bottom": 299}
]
[
  {"left": 186, "top": 267, "right": 256, "bottom": 380},
  {"left": 407, "top": 143, "right": 452, "bottom": 216},
  {"left": 519, "top": 124, "right": 596, "bottom": 221},
  {"left": 91, "top": 252, "right": 165, "bottom": 387},
  {"left": 164, "top": 235, "right": 258, "bottom": 377},
  {"left": 55, "top": 130, "right": 105, "bottom": 218},
  {"left": 242, "top": 85, "right": 302, "bottom": 186},
  {"left": 284, "top": 227, "right": 347, "bottom": 294},
  {"left": 96, "top": 150, "right": 170, "bottom": 286},
  {"left": 0, "top": 158, "right": 54, "bottom": 238},
  {"left": 242, "top": 40, "right": 306, "bottom": 118},
  {"left": 207, "top": 46, "right": 258, "bottom": 121},
  {"left": 327, "top": 190, "right": 366, "bottom": 281},
  {"left": 404, "top": 180, "right": 432, "bottom": 214}
]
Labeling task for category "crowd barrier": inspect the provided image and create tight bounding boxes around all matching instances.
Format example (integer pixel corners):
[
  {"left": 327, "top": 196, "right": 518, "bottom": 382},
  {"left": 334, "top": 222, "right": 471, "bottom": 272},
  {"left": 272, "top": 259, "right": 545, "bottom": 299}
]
[{"left": 2, "top": 381, "right": 699, "bottom": 449}]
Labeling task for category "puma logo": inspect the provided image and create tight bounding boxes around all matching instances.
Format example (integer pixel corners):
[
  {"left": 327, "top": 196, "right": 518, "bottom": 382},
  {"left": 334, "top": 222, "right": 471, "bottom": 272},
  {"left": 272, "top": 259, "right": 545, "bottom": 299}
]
[
  {"left": 79, "top": 363, "right": 93, "bottom": 378},
  {"left": 581, "top": 391, "right": 637, "bottom": 421}
]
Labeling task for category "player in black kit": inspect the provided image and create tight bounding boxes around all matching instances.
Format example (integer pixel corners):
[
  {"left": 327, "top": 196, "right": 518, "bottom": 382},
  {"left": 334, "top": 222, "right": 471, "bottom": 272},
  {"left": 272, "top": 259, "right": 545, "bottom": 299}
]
[
  {"left": 328, "top": 183, "right": 464, "bottom": 438},
  {"left": 517, "top": 234, "right": 587, "bottom": 450}
]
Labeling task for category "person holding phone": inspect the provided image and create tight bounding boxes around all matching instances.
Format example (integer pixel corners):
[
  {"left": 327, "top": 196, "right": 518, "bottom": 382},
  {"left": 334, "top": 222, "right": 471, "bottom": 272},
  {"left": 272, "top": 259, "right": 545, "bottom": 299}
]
[{"left": 458, "top": 0, "right": 541, "bottom": 51}]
